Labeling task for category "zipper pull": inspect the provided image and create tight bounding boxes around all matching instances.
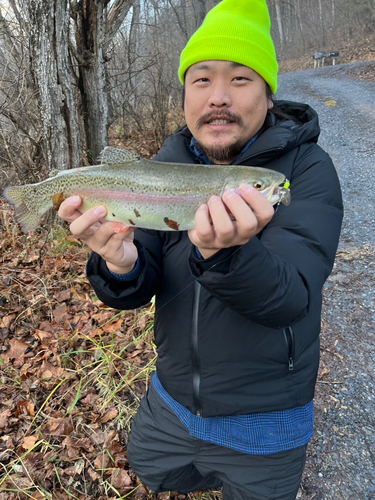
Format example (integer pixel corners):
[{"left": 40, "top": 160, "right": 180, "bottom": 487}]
[{"left": 288, "top": 358, "right": 294, "bottom": 371}]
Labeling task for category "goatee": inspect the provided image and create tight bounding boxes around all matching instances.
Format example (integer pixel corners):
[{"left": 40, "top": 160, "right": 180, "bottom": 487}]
[
  {"left": 195, "top": 141, "right": 245, "bottom": 164},
  {"left": 195, "top": 110, "right": 245, "bottom": 164}
]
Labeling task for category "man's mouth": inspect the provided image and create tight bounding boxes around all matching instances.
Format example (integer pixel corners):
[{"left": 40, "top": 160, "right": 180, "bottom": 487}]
[
  {"left": 207, "top": 119, "right": 233, "bottom": 125},
  {"left": 197, "top": 112, "right": 242, "bottom": 129}
]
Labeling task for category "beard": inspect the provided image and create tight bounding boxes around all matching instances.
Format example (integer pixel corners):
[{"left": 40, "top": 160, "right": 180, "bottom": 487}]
[
  {"left": 195, "top": 140, "right": 246, "bottom": 164},
  {"left": 195, "top": 111, "right": 246, "bottom": 164}
]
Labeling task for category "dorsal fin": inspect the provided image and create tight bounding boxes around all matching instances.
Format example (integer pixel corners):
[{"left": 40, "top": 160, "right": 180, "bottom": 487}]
[{"left": 97, "top": 147, "right": 141, "bottom": 165}]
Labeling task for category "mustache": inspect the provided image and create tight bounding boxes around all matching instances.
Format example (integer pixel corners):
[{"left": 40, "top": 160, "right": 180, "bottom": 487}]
[{"left": 196, "top": 111, "right": 244, "bottom": 129}]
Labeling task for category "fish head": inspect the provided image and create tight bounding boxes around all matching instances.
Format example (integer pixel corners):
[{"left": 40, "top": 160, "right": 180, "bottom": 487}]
[{"left": 225, "top": 170, "right": 291, "bottom": 206}]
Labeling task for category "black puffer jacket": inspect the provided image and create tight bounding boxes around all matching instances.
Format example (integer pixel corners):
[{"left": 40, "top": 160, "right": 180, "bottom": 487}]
[{"left": 87, "top": 101, "right": 343, "bottom": 417}]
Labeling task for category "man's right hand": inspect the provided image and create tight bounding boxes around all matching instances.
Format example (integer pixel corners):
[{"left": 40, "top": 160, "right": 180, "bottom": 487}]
[{"left": 58, "top": 196, "right": 139, "bottom": 275}]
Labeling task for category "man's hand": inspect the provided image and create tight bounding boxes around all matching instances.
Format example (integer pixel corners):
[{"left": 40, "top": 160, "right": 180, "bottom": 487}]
[
  {"left": 58, "top": 196, "right": 138, "bottom": 274},
  {"left": 188, "top": 184, "right": 274, "bottom": 259}
]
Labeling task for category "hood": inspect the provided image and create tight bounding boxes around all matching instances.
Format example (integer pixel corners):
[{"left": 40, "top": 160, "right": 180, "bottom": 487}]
[
  {"left": 154, "top": 100, "right": 321, "bottom": 166},
  {"left": 233, "top": 100, "right": 321, "bottom": 165}
]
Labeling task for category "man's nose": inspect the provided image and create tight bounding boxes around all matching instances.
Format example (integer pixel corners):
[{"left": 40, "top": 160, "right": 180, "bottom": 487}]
[{"left": 209, "top": 84, "right": 232, "bottom": 107}]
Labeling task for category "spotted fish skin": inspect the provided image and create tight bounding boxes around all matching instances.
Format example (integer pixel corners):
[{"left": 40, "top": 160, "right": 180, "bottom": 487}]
[{"left": 3, "top": 147, "right": 290, "bottom": 233}]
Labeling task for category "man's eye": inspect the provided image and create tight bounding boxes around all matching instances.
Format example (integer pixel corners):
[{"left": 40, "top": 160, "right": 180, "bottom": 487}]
[
  {"left": 195, "top": 78, "right": 209, "bottom": 83},
  {"left": 233, "top": 76, "right": 248, "bottom": 82}
]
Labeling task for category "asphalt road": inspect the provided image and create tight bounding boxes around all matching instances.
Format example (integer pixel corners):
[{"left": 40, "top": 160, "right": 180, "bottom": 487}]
[{"left": 277, "top": 62, "right": 375, "bottom": 500}]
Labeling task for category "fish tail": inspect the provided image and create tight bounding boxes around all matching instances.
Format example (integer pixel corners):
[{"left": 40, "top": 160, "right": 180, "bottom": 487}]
[{"left": 3, "top": 185, "right": 47, "bottom": 232}]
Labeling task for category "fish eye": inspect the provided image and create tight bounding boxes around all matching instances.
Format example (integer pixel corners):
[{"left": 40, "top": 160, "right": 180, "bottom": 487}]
[{"left": 253, "top": 181, "right": 264, "bottom": 190}]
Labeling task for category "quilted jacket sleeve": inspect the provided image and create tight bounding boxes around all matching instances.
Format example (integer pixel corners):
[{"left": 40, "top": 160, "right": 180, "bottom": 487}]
[{"left": 86, "top": 229, "right": 164, "bottom": 310}]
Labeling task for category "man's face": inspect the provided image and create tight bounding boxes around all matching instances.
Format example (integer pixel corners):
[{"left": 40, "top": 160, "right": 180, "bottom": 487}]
[{"left": 184, "top": 60, "right": 273, "bottom": 164}]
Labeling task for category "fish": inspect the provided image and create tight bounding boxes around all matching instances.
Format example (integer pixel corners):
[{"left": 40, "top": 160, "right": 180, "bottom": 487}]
[{"left": 2, "top": 147, "right": 291, "bottom": 233}]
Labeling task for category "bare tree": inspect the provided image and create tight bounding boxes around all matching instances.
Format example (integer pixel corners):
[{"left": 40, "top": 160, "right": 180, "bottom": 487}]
[
  {"left": 70, "top": 0, "right": 135, "bottom": 162},
  {"left": 0, "top": 2, "right": 44, "bottom": 183},
  {"left": 273, "top": 0, "right": 285, "bottom": 47},
  {"left": 0, "top": 0, "right": 135, "bottom": 183}
]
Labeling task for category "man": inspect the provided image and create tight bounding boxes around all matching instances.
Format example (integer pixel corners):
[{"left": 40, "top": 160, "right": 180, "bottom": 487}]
[{"left": 58, "top": 1, "right": 343, "bottom": 498}]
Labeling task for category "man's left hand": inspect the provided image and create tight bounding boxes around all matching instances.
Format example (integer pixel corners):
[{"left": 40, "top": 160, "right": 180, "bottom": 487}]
[{"left": 188, "top": 184, "right": 275, "bottom": 259}]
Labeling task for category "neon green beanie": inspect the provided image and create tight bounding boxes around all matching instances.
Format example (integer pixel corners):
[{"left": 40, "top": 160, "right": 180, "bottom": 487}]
[{"left": 178, "top": 0, "right": 278, "bottom": 94}]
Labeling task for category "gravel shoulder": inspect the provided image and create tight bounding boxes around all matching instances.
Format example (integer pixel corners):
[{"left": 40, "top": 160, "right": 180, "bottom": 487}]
[{"left": 277, "top": 62, "right": 375, "bottom": 500}]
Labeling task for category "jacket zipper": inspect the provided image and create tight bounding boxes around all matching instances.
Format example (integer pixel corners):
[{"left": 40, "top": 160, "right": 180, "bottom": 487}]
[
  {"left": 192, "top": 281, "right": 202, "bottom": 416},
  {"left": 283, "top": 326, "right": 295, "bottom": 371}
]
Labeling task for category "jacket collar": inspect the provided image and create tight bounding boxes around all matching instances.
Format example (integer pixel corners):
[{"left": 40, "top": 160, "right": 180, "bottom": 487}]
[{"left": 153, "top": 101, "right": 320, "bottom": 167}]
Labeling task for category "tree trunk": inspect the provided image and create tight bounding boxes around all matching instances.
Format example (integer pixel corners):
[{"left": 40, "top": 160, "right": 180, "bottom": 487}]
[
  {"left": 167, "top": 0, "right": 190, "bottom": 42},
  {"left": 274, "top": 0, "right": 284, "bottom": 48},
  {"left": 317, "top": 0, "right": 326, "bottom": 46},
  {"left": 26, "top": 0, "right": 80, "bottom": 171},
  {"left": 192, "top": 0, "right": 207, "bottom": 29},
  {"left": 72, "top": 0, "right": 109, "bottom": 162}
]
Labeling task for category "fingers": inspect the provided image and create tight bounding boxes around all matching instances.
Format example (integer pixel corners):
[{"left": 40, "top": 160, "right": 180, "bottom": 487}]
[
  {"left": 58, "top": 195, "right": 83, "bottom": 223},
  {"left": 94, "top": 225, "right": 136, "bottom": 264},
  {"left": 207, "top": 195, "right": 238, "bottom": 244},
  {"left": 189, "top": 185, "right": 275, "bottom": 257},
  {"left": 57, "top": 196, "right": 138, "bottom": 271},
  {"left": 220, "top": 185, "right": 274, "bottom": 239},
  {"left": 69, "top": 205, "right": 107, "bottom": 239},
  {"left": 237, "top": 184, "right": 275, "bottom": 227}
]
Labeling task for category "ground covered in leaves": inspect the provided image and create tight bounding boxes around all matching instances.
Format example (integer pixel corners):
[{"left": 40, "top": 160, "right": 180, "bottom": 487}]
[
  {"left": 0, "top": 204, "right": 158, "bottom": 499},
  {"left": 0, "top": 204, "right": 225, "bottom": 500}
]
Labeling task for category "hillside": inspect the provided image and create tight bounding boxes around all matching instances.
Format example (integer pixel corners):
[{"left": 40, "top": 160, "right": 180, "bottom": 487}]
[{"left": 278, "top": 33, "right": 375, "bottom": 81}]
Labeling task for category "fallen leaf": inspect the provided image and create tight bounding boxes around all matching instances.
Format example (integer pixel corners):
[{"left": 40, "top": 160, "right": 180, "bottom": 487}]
[
  {"left": 87, "top": 467, "right": 101, "bottom": 481},
  {"left": 103, "top": 318, "right": 124, "bottom": 333},
  {"left": 34, "top": 329, "right": 54, "bottom": 343},
  {"left": 22, "top": 435, "right": 39, "bottom": 450},
  {"left": 4, "top": 475, "right": 33, "bottom": 490},
  {"left": 110, "top": 468, "right": 132, "bottom": 489},
  {"left": 42, "top": 417, "right": 73, "bottom": 437},
  {"left": 53, "top": 305, "right": 71, "bottom": 323},
  {"left": 1, "top": 338, "right": 31, "bottom": 363},
  {"left": 63, "top": 458, "right": 85, "bottom": 476},
  {"left": 14, "top": 400, "right": 35, "bottom": 417},
  {"left": 107, "top": 443, "right": 127, "bottom": 467},
  {"left": 53, "top": 289, "right": 72, "bottom": 303},
  {"left": 0, "top": 314, "right": 15, "bottom": 328},
  {"left": 104, "top": 430, "right": 118, "bottom": 448},
  {"left": 94, "top": 453, "right": 112, "bottom": 473},
  {"left": 62, "top": 436, "right": 93, "bottom": 451},
  {"left": 130, "top": 349, "right": 144, "bottom": 358},
  {"left": 81, "top": 392, "right": 99, "bottom": 407},
  {"left": 98, "top": 407, "right": 118, "bottom": 424},
  {"left": 38, "top": 361, "right": 65, "bottom": 380},
  {"left": 158, "top": 493, "right": 171, "bottom": 500},
  {"left": 30, "top": 492, "right": 47, "bottom": 500}
]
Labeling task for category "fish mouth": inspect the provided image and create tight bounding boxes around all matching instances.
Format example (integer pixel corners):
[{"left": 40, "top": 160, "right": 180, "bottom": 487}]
[{"left": 264, "top": 181, "right": 291, "bottom": 206}]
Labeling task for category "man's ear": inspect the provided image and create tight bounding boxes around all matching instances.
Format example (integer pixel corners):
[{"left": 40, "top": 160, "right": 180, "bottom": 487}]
[{"left": 268, "top": 99, "right": 274, "bottom": 111}]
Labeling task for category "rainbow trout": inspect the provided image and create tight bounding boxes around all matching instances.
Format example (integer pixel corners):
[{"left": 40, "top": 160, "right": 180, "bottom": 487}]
[{"left": 3, "top": 147, "right": 290, "bottom": 232}]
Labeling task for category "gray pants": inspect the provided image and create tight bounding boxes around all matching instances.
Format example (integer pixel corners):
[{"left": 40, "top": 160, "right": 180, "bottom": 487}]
[{"left": 127, "top": 382, "right": 307, "bottom": 500}]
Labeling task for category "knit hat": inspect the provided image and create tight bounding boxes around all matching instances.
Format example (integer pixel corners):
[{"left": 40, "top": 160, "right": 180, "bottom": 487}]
[{"left": 178, "top": 0, "right": 278, "bottom": 94}]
